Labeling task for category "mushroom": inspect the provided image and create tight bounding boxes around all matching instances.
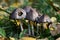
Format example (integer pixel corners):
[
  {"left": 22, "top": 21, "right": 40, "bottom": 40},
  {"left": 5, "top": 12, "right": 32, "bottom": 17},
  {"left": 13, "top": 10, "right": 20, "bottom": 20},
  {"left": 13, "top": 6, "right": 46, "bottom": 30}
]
[
  {"left": 25, "top": 20, "right": 31, "bottom": 36},
  {"left": 10, "top": 8, "right": 26, "bottom": 31},
  {"left": 23, "top": 6, "right": 39, "bottom": 36},
  {"left": 35, "top": 14, "right": 52, "bottom": 29},
  {"left": 10, "top": 8, "right": 26, "bottom": 19}
]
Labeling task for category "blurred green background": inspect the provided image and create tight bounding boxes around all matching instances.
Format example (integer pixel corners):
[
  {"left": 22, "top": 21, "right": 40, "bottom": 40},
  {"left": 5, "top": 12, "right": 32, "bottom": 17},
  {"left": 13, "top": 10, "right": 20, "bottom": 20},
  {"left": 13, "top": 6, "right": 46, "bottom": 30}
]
[{"left": 0, "top": 0, "right": 60, "bottom": 40}]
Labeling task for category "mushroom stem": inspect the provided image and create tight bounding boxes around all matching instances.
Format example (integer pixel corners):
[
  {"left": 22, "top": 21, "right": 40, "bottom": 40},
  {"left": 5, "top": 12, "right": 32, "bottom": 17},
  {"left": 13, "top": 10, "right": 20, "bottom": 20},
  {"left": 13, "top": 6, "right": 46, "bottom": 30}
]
[
  {"left": 30, "top": 21, "right": 34, "bottom": 36},
  {"left": 25, "top": 20, "right": 31, "bottom": 36},
  {"left": 16, "top": 20, "right": 23, "bottom": 31},
  {"left": 37, "top": 23, "right": 40, "bottom": 36},
  {"left": 20, "top": 20, "right": 23, "bottom": 31},
  {"left": 28, "top": 24, "right": 31, "bottom": 35},
  {"left": 31, "top": 25, "right": 34, "bottom": 36}
]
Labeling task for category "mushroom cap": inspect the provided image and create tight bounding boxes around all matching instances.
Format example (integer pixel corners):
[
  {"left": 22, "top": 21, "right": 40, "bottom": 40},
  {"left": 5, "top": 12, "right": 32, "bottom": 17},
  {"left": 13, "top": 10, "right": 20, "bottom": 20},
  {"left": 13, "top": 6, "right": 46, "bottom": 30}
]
[
  {"left": 10, "top": 8, "right": 26, "bottom": 19},
  {"left": 23, "top": 6, "right": 38, "bottom": 21},
  {"left": 43, "top": 15, "right": 51, "bottom": 23},
  {"left": 35, "top": 15, "right": 51, "bottom": 23}
]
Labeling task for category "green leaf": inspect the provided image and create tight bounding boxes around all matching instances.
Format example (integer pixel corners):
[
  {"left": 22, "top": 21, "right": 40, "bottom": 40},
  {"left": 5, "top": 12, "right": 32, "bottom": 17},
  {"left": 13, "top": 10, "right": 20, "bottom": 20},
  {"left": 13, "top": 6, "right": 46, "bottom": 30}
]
[
  {"left": 19, "top": 29, "right": 27, "bottom": 38},
  {"left": 0, "top": 28, "right": 6, "bottom": 37},
  {"left": 48, "top": 36, "right": 55, "bottom": 40}
]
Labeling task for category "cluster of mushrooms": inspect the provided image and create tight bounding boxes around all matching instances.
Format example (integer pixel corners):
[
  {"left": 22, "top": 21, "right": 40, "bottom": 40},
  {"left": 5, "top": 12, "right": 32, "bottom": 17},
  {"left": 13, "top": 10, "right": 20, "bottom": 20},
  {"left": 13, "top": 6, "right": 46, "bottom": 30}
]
[{"left": 9, "top": 6, "right": 60, "bottom": 37}]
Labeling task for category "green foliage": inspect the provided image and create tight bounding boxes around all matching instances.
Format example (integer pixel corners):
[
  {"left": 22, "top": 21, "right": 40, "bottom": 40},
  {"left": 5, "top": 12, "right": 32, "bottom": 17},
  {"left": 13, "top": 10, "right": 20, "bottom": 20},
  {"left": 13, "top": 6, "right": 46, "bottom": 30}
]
[
  {"left": 6, "top": 7, "right": 16, "bottom": 13},
  {"left": 56, "top": 14, "right": 60, "bottom": 22},
  {"left": 39, "top": 29, "right": 51, "bottom": 38},
  {"left": 19, "top": 29, "right": 27, "bottom": 38},
  {"left": 32, "top": 0, "right": 58, "bottom": 17},
  {"left": 0, "top": 28, "right": 6, "bottom": 37},
  {"left": 48, "top": 36, "right": 55, "bottom": 40}
]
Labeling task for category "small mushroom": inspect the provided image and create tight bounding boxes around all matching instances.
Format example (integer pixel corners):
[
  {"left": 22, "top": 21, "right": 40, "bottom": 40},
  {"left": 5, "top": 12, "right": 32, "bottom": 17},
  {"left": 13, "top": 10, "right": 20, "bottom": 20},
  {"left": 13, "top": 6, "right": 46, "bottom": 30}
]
[
  {"left": 35, "top": 14, "right": 52, "bottom": 30},
  {"left": 10, "top": 8, "right": 26, "bottom": 19},
  {"left": 23, "top": 6, "right": 39, "bottom": 36},
  {"left": 25, "top": 20, "right": 31, "bottom": 36},
  {"left": 10, "top": 8, "right": 26, "bottom": 32},
  {"left": 35, "top": 14, "right": 51, "bottom": 23}
]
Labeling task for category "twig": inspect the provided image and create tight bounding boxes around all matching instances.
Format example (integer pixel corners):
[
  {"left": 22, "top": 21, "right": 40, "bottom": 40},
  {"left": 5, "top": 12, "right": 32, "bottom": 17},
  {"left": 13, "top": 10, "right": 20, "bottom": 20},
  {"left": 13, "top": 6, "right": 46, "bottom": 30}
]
[{"left": 0, "top": 8, "right": 10, "bottom": 14}]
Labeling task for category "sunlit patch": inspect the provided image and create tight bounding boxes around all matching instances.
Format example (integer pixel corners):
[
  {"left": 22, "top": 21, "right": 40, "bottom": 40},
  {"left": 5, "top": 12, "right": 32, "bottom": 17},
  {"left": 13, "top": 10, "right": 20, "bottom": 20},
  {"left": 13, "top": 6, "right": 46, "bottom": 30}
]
[
  {"left": 0, "top": 11, "right": 9, "bottom": 16},
  {"left": 50, "top": 27, "right": 55, "bottom": 31},
  {"left": 37, "top": 23, "right": 40, "bottom": 26},
  {"left": 51, "top": 17, "right": 57, "bottom": 22},
  {"left": 10, "top": 3, "right": 21, "bottom": 8},
  {"left": 10, "top": 20, "right": 15, "bottom": 22},
  {"left": 0, "top": 16, "right": 3, "bottom": 19},
  {"left": 0, "top": 11, "right": 9, "bottom": 19},
  {"left": 9, "top": 37, "right": 15, "bottom": 40},
  {"left": 30, "top": 21, "right": 34, "bottom": 26},
  {"left": 20, "top": 37, "right": 36, "bottom": 40},
  {"left": 25, "top": 20, "right": 29, "bottom": 23},
  {"left": 43, "top": 23, "right": 48, "bottom": 29},
  {"left": 16, "top": 20, "right": 20, "bottom": 26}
]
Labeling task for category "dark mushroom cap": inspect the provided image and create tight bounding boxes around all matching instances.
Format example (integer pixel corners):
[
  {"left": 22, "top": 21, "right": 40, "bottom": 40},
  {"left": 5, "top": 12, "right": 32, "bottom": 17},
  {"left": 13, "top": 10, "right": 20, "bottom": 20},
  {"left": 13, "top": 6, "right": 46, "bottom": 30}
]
[{"left": 35, "top": 14, "right": 51, "bottom": 23}]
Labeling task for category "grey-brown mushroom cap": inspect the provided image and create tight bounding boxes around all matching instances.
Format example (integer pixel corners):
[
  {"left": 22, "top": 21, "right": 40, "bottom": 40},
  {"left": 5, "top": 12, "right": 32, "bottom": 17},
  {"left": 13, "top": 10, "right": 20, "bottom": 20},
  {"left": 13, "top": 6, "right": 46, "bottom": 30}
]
[
  {"left": 23, "top": 6, "right": 39, "bottom": 21},
  {"left": 10, "top": 8, "right": 26, "bottom": 20}
]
